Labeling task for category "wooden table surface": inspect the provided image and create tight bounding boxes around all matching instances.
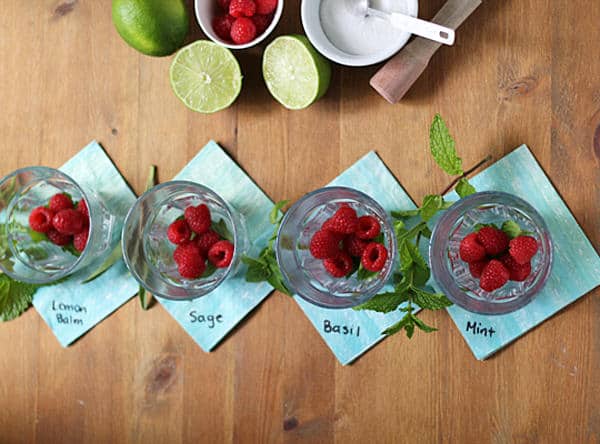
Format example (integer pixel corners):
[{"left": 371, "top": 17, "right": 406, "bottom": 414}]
[{"left": 1, "top": 0, "right": 599, "bottom": 443}]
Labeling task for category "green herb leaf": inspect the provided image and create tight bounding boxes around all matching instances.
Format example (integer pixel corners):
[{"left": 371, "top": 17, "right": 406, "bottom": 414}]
[
  {"left": 473, "top": 223, "right": 499, "bottom": 232},
  {"left": 0, "top": 274, "right": 39, "bottom": 322},
  {"left": 212, "top": 219, "right": 234, "bottom": 242},
  {"left": 501, "top": 220, "right": 522, "bottom": 239},
  {"left": 412, "top": 288, "right": 453, "bottom": 310},
  {"left": 421, "top": 226, "right": 433, "bottom": 239},
  {"left": 429, "top": 114, "right": 463, "bottom": 176},
  {"left": 411, "top": 313, "right": 438, "bottom": 333},
  {"left": 269, "top": 200, "right": 289, "bottom": 224},
  {"left": 145, "top": 165, "right": 157, "bottom": 190},
  {"left": 139, "top": 287, "right": 153, "bottom": 310},
  {"left": 356, "top": 263, "right": 378, "bottom": 281},
  {"left": 455, "top": 178, "right": 476, "bottom": 198},
  {"left": 201, "top": 262, "right": 217, "bottom": 278},
  {"left": 420, "top": 195, "right": 444, "bottom": 222},
  {"left": 391, "top": 209, "right": 420, "bottom": 219},
  {"left": 382, "top": 313, "right": 413, "bottom": 336},
  {"left": 405, "top": 241, "right": 428, "bottom": 271},
  {"left": 81, "top": 244, "right": 123, "bottom": 284},
  {"left": 354, "top": 291, "right": 408, "bottom": 313}
]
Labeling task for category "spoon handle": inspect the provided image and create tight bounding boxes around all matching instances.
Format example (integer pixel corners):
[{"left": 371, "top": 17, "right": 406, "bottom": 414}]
[{"left": 388, "top": 13, "right": 455, "bottom": 45}]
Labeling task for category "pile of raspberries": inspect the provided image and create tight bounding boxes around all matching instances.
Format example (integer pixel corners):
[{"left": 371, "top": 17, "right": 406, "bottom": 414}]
[{"left": 212, "top": 0, "right": 277, "bottom": 45}]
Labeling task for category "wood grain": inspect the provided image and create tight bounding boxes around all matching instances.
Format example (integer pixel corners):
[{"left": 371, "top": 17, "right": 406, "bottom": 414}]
[{"left": 0, "top": 0, "right": 599, "bottom": 443}]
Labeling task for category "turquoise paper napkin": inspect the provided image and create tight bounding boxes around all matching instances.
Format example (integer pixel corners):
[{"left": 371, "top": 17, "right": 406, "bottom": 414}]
[
  {"left": 32, "top": 141, "right": 139, "bottom": 347},
  {"left": 157, "top": 141, "right": 274, "bottom": 351},
  {"left": 443, "top": 145, "right": 600, "bottom": 360},
  {"left": 294, "top": 151, "right": 418, "bottom": 365}
]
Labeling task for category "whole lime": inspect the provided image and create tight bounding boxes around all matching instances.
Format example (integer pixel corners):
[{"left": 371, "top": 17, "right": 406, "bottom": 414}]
[{"left": 112, "top": 0, "right": 189, "bottom": 57}]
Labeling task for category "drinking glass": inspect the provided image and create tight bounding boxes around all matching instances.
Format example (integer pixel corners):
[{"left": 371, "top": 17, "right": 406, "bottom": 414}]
[
  {"left": 429, "top": 191, "right": 553, "bottom": 314},
  {"left": 0, "top": 166, "right": 115, "bottom": 284},
  {"left": 122, "top": 181, "right": 248, "bottom": 301},
  {"left": 276, "top": 186, "right": 397, "bottom": 309}
]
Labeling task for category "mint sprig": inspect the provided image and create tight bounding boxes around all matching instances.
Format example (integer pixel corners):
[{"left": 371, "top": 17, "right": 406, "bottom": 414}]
[
  {"left": 242, "top": 200, "right": 292, "bottom": 296},
  {"left": 355, "top": 114, "right": 491, "bottom": 338}
]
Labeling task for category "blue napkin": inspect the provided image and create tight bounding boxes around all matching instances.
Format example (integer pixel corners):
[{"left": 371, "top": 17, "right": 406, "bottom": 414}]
[
  {"left": 32, "top": 141, "right": 139, "bottom": 347},
  {"left": 294, "top": 151, "right": 418, "bottom": 365},
  {"left": 443, "top": 145, "right": 600, "bottom": 360},
  {"left": 157, "top": 141, "right": 274, "bottom": 351}
]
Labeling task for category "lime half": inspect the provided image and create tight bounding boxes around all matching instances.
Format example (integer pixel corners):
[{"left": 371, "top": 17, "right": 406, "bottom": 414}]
[
  {"left": 170, "top": 41, "right": 243, "bottom": 114},
  {"left": 263, "top": 35, "right": 331, "bottom": 110}
]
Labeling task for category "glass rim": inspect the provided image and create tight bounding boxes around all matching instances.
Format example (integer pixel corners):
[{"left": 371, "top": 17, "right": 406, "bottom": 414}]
[
  {"left": 121, "top": 180, "right": 240, "bottom": 301},
  {"left": 0, "top": 166, "right": 94, "bottom": 283}
]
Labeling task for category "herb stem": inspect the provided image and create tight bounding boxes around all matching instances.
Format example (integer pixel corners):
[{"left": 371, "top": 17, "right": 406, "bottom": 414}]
[{"left": 441, "top": 155, "right": 492, "bottom": 196}]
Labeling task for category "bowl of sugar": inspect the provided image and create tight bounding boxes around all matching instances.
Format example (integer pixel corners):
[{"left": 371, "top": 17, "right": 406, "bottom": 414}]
[{"left": 301, "top": 0, "right": 418, "bottom": 66}]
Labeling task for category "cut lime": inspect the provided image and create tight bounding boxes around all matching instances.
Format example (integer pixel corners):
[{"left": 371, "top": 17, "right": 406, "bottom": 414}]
[
  {"left": 263, "top": 35, "right": 332, "bottom": 110},
  {"left": 170, "top": 41, "right": 243, "bottom": 114}
]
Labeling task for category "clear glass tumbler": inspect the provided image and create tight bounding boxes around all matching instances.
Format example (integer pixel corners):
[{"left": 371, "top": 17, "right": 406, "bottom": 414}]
[
  {"left": 0, "top": 166, "right": 116, "bottom": 284},
  {"left": 429, "top": 191, "right": 553, "bottom": 315},
  {"left": 276, "top": 186, "right": 397, "bottom": 309},
  {"left": 121, "top": 181, "right": 248, "bottom": 301}
]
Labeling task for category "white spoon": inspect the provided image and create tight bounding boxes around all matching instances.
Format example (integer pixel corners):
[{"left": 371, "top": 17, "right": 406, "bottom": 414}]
[{"left": 352, "top": 0, "right": 456, "bottom": 46}]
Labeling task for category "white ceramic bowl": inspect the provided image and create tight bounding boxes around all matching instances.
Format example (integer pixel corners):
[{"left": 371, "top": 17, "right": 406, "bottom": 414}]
[
  {"left": 301, "top": 0, "right": 418, "bottom": 66},
  {"left": 195, "top": 0, "right": 284, "bottom": 50}
]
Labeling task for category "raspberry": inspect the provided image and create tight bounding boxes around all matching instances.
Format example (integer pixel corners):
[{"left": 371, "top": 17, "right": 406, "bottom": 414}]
[
  {"left": 47, "top": 229, "right": 72, "bottom": 246},
  {"left": 309, "top": 230, "right": 341, "bottom": 259},
  {"left": 229, "top": 0, "right": 256, "bottom": 17},
  {"left": 361, "top": 242, "right": 388, "bottom": 272},
  {"left": 251, "top": 14, "right": 272, "bottom": 34},
  {"left": 323, "top": 206, "right": 358, "bottom": 235},
  {"left": 167, "top": 219, "right": 192, "bottom": 245},
  {"left": 255, "top": 0, "right": 277, "bottom": 15},
  {"left": 196, "top": 229, "right": 221, "bottom": 255},
  {"left": 476, "top": 226, "right": 509, "bottom": 256},
  {"left": 501, "top": 254, "right": 532, "bottom": 281},
  {"left": 208, "top": 240, "right": 235, "bottom": 268},
  {"left": 479, "top": 259, "right": 510, "bottom": 292},
  {"left": 174, "top": 243, "right": 205, "bottom": 279},
  {"left": 323, "top": 252, "right": 353, "bottom": 278},
  {"left": 77, "top": 199, "right": 89, "bottom": 217},
  {"left": 49, "top": 193, "right": 73, "bottom": 212},
  {"left": 217, "top": 0, "right": 231, "bottom": 10},
  {"left": 230, "top": 17, "right": 256, "bottom": 44},
  {"left": 184, "top": 204, "right": 211, "bottom": 234},
  {"left": 344, "top": 234, "right": 368, "bottom": 258},
  {"left": 212, "top": 14, "right": 235, "bottom": 41},
  {"left": 459, "top": 232, "right": 486, "bottom": 263},
  {"left": 73, "top": 230, "right": 89, "bottom": 252},
  {"left": 52, "top": 209, "right": 86, "bottom": 235},
  {"left": 355, "top": 215, "right": 381, "bottom": 240},
  {"left": 509, "top": 236, "right": 538, "bottom": 265},
  {"left": 29, "top": 206, "right": 55, "bottom": 233},
  {"left": 468, "top": 259, "right": 488, "bottom": 278}
]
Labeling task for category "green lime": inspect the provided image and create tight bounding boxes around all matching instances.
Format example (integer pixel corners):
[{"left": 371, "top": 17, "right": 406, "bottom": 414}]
[
  {"left": 169, "top": 41, "right": 243, "bottom": 114},
  {"left": 112, "top": 0, "right": 189, "bottom": 57},
  {"left": 262, "top": 35, "right": 331, "bottom": 110}
]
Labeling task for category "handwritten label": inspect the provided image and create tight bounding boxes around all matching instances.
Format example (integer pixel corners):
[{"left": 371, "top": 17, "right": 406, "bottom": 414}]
[
  {"left": 189, "top": 311, "right": 223, "bottom": 329},
  {"left": 52, "top": 300, "right": 87, "bottom": 325},
  {"left": 466, "top": 321, "right": 496, "bottom": 338},
  {"left": 323, "top": 320, "right": 360, "bottom": 337}
]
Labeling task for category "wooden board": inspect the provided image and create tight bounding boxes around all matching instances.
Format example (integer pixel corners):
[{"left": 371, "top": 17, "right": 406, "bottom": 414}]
[{"left": 0, "top": 0, "right": 599, "bottom": 442}]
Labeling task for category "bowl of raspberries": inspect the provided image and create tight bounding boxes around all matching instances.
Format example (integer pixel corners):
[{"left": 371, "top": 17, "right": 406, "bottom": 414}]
[
  {"left": 276, "top": 187, "right": 397, "bottom": 309},
  {"left": 122, "top": 181, "right": 247, "bottom": 300},
  {"left": 429, "top": 191, "right": 553, "bottom": 315},
  {"left": 196, "top": 0, "right": 283, "bottom": 48}
]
